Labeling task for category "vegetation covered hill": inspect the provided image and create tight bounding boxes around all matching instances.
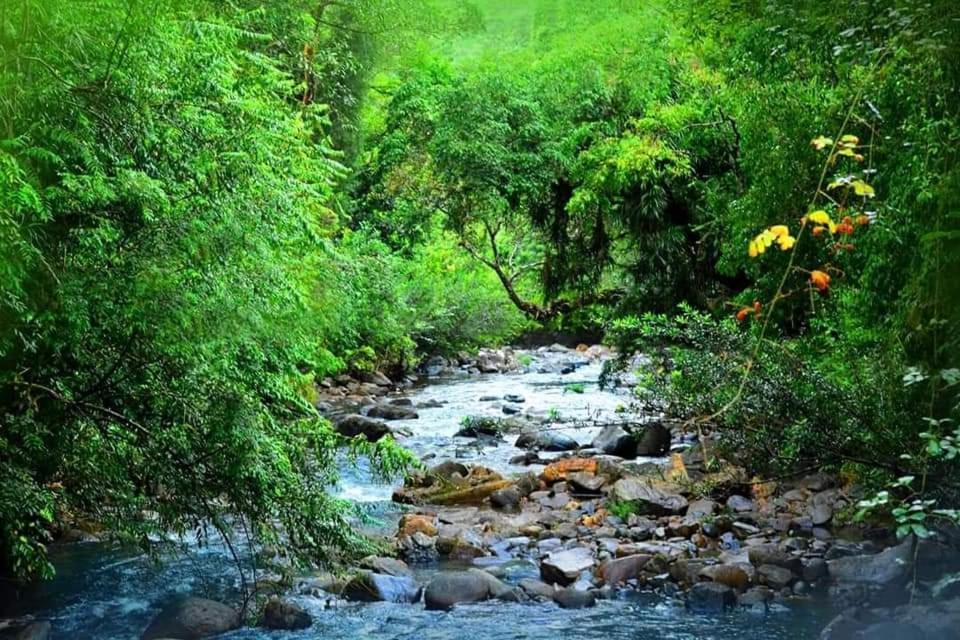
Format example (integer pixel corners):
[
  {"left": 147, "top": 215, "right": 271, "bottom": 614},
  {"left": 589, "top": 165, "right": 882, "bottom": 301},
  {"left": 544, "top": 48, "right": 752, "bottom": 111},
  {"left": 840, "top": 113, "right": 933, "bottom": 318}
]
[{"left": 1, "top": 0, "right": 958, "bottom": 584}]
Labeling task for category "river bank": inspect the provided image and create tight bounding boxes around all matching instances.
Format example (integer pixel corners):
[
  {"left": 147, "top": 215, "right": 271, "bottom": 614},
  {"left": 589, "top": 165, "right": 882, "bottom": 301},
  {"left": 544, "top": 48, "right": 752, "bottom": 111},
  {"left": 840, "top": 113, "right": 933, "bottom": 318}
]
[{"left": 4, "top": 345, "right": 959, "bottom": 640}]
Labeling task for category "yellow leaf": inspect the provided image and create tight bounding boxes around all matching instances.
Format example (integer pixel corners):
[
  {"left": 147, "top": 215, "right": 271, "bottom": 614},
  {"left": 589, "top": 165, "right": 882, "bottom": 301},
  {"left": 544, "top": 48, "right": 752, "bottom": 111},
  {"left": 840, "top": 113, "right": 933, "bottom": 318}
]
[
  {"left": 808, "top": 210, "right": 832, "bottom": 225},
  {"left": 777, "top": 235, "right": 796, "bottom": 250},
  {"left": 840, "top": 134, "right": 860, "bottom": 145},
  {"left": 851, "top": 180, "right": 875, "bottom": 197},
  {"left": 769, "top": 225, "right": 790, "bottom": 237},
  {"left": 748, "top": 240, "right": 759, "bottom": 258},
  {"left": 811, "top": 136, "right": 833, "bottom": 150}
]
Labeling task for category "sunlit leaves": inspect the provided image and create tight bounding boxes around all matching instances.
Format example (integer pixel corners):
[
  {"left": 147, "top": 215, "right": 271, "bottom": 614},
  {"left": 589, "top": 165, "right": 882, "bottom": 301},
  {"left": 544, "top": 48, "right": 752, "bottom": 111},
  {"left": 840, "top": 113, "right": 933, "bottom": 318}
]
[{"left": 748, "top": 225, "right": 796, "bottom": 257}]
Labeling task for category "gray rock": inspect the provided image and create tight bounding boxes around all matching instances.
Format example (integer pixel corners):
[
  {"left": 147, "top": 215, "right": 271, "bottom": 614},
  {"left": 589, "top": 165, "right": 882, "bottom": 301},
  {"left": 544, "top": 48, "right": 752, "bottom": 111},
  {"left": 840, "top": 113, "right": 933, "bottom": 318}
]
[
  {"left": 591, "top": 425, "right": 637, "bottom": 458},
  {"left": 515, "top": 430, "right": 578, "bottom": 452},
  {"left": 748, "top": 544, "right": 802, "bottom": 573},
  {"left": 262, "top": 598, "right": 311, "bottom": 630},
  {"left": 932, "top": 573, "right": 960, "bottom": 600},
  {"left": 553, "top": 587, "right": 597, "bottom": 609},
  {"left": 366, "top": 404, "right": 419, "bottom": 420},
  {"left": 141, "top": 598, "right": 240, "bottom": 640},
  {"left": 540, "top": 547, "right": 596, "bottom": 586},
  {"left": 490, "top": 486, "right": 522, "bottom": 510},
  {"left": 827, "top": 537, "right": 913, "bottom": 586},
  {"left": 342, "top": 572, "right": 421, "bottom": 603},
  {"left": 609, "top": 478, "right": 688, "bottom": 515},
  {"left": 423, "top": 570, "right": 515, "bottom": 610},
  {"left": 687, "top": 582, "right": 736, "bottom": 612},
  {"left": 518, "top": 578, "right": 555, "bottom": 600},
  {"left": 568, "top": 472, "right": 605, "bottom": 494},
  {"left": 726, "top": 495, "right": 754, "bottom": 513},
  {"left": 635, "top": 422, "right": 671, "bottom": 456},
  {"left": 334, "top": 415, "right": 392, "bottom": 442},
  {"left": 758, "top": 564, "right": 794, "bottom": 589},
  {"left": 359, "top": 556, "right": 412, "bottom": 577},
  {"left": 504, "top": 394, "right": 526, "bottom": 403}
]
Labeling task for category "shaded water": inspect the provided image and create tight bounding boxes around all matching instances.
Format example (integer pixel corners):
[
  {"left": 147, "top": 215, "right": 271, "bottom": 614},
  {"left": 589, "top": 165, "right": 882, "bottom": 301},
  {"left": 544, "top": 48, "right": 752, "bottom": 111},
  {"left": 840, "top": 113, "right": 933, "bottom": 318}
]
[{"left": 7, "top": 348, "right": 838, "bottom": 639}]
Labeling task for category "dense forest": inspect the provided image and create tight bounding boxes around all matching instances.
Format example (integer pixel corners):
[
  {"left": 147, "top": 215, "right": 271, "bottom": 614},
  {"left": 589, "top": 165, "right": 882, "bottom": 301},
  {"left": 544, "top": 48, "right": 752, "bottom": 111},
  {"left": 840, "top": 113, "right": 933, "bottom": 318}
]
[{"left": 1, "top": 0, "right": 960, "bottom": 638}]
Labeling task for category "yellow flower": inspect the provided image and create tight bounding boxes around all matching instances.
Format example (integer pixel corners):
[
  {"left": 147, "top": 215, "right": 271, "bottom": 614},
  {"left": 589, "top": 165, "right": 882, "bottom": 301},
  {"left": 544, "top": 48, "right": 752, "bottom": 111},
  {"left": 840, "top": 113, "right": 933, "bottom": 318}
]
[
  {"left": 770, "top": 225, "right": 790, "bottom": 238},
  {"left": 808, "top": 210, "right": 832, "bottom": 225},
  {"left": 777, "top": 235, "right": 796, "bottom": 250}
]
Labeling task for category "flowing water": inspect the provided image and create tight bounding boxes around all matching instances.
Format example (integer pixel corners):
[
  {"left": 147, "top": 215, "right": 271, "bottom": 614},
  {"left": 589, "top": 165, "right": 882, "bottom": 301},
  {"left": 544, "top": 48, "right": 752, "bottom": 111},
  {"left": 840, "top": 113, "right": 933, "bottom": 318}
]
[{"left": 4, "top": 348, "right": 837, "bottom": 639}]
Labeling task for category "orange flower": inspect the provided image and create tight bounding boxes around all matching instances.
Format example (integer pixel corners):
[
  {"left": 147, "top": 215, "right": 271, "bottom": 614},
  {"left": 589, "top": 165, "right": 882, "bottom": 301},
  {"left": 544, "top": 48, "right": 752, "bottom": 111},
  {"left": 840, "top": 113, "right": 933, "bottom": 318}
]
[
  {"left": 812, "top": 226, "right": 826, "bottom": 237},
  {"left": 836, "top": 222, "right": 855, "bottom": 235},
  {"left": 736, "top": 308, "right": 751, "bottom": 323},
  {"left": 856, "top": 214, "right": 870, "bottom": 226},
  {"left": 810, "top": 270, "right": 831, "bottom": 292}
]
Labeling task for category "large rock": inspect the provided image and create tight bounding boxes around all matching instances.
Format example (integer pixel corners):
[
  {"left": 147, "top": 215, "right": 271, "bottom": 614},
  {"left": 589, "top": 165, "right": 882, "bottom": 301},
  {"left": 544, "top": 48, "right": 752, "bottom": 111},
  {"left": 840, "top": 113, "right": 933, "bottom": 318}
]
[
  {"left": 827, "top": 537, "right": 913, "bottom": 587},
  {"left": 490, "top": 485, "right": 522, "bottom": 510},
  {"left": 515, "top": 430, "right": 578, "bottom": 452},
  {"left": 748, "top": 544, "right": 802, "bottom": 573},
  {"left": 366, "top": 404, "right": 419, "bottom": 420},
  {"left": 609, "top": 478, "right": 688, "bottom": 515},
  {"left": 591, "top": 425, "right": 637, "bottom": 458},
  {"left": 423, "top": 570, "right": 515, "bottom": 610},
  {"left": 553, "top": 588, "right": 597, "bottom": 609},
  {"left": 334, "top": 415, "right": 392, "bottom": 442},
  {"left": 540, "top": 547, "right": 596, "bottom": 586},
  {"left": 699, "top": 564, "right": 751, "bottom": 590},
  {"left": 393, "top": 466, "right": 512, "bottom": 506},
  {"left": 359, "top": 556, "right": 412, "bottom": 577},
  {"left": 598, "top": 554, "right": 651, "bottom": 586},
  {"left": 757, "top": 564, "right": 794, "bottom": 590},
  {"left": 342, "top": 571, "right": 421, "bottom": 603},
  {"left": 262, "top": 598, "right": 311, "bottom": 630},
  {"left": 141, "top": 598, "right": 240, "bottom": 640},
  {"left": 687, "top": 582, "right": 736, "bottom": 612},
  {"left": 635, "top": 422, "right": 671, "bottom": 456}
]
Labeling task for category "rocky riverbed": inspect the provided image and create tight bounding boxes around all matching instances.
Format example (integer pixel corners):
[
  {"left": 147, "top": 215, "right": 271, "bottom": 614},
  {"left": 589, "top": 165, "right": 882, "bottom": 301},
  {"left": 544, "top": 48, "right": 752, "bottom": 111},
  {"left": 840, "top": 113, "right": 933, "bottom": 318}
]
[{"left": 4, "top": 345, "right": 960, "bottom": 640}]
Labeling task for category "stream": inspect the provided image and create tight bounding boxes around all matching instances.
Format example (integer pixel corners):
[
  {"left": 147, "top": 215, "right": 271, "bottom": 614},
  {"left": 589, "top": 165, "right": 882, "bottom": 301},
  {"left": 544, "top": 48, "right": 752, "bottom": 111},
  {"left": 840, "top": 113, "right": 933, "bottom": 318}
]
[{"left": 4, "top": 347, "right": 838, "bottom": 639}]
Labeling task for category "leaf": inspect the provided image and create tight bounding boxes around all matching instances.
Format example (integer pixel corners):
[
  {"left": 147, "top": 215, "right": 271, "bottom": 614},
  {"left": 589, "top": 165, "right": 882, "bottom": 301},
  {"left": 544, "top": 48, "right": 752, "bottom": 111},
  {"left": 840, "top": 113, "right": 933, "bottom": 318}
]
[
  {"left": 851, "top": 179, "right": 875, "bottom": 197},
  {"left": 811, "top": 136, "right": 833, "bottom": 150}
]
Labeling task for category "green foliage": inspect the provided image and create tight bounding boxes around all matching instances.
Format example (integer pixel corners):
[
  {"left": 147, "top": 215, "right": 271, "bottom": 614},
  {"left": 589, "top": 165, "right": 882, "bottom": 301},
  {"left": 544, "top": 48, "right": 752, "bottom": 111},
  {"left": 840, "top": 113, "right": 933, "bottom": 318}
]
[{"left": 563, "top": 383, "right": 585, "bottom": 394}]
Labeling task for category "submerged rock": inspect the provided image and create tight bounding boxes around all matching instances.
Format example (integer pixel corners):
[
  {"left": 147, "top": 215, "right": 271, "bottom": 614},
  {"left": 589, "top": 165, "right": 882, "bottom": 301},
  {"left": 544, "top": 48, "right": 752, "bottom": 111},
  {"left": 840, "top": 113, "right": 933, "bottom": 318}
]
[
  {"left": 553, "top": 587, "right": 597, "bottom": 609},
  {"left": 687, "top": 582, "right": 736, "bottom": 613},
  {"left": 141, "top": 598, "right": 240, "bottom": 640}
]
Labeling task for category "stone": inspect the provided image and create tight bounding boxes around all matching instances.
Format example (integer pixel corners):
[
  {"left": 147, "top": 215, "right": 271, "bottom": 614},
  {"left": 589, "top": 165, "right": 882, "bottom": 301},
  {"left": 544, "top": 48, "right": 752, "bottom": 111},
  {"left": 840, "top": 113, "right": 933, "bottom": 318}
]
[
  {"left": 748, "top": 544, "right": 802, "bottom": 573},
  {"left": 366, "top": 404, "right": 418, "bottom": 420},
  {"left": 553, "top": 588, "right": 597, "bottom": 609},
  {"left": 687, "top": 499, "right": 718, "bottom": 519},
  {"left": 609, "top": 478, "right": 688, "bottom": 515},
  {"left": 542, "top": 458, "right": 598, "bottom": 483},
  {"left": 334, "top": 415, "right": 392, "bottom": 442},
  {"left": 342, "top": 572, "right": 421, "bottom": 603},
  {"left": 515, "top": 430, "right": 578, "bottom": 452},
  {"left": 359, "top": 556, "right": 412, "bottom": 577},
  {"left": 726, "top": 495, "right": 754, "bottom": 513},
  {"left": 423, "top": 570, "right": 514, "bottom": 610},
  {"left": 518, "top": 578, "right": 556, "bottom": 600},
  {"left": 687, "top": 582, "right": 736, "bottom": 613},
  {"left": 568, "top": 472, "right": 605, "bottom": 494},
  {"left": 698, "top": 564, "right": 751, "bottom": 590},
  {"left": 490, "top": 486, "right": 522, "bottom": 510},
  {"left": 802, "top": 558, "right": 828, "bottom": 583},
  {"left": 827, "top": 537, "right": 913, "bottom": 586},
  {"left": 141, "top": 598, "right": 241, "bottom": 640},
  {"left": 431, "top": 461, "right": 469, "bottom": 480},
  {"left": 810, "top": 503, "right": 833, "bottom": 526},
  {"left": 738, "top": 586, "right": 773, "bottom": 608},
  {"left": 540, "top": 547, "right": 596, "bottom": 586},
  {"left": 362, "top": 371, "right": 393, "bottom": 387},
  {"left": 398, "top": 513, "right": 438, "bottom": 538},
  {"left": 591, "top": 425, "right": 637, "bottom": 458},
  {"left": 932, "top": 573, "right": 960, "bottom": 600},
  {"left": 635, "top": 422, "right": 671, "bottom": 456},
  {"left": 598, "top": 554, "right": 651, "bottom": 586},
  {"left": 504, "top": 394, "right": 526, "bottom": 403},
  {"left": 262, "top": 598, "right": 311, "bottom": 630},
  {"left": 757, "top": 564, "right": 794, "bottom": 589}
]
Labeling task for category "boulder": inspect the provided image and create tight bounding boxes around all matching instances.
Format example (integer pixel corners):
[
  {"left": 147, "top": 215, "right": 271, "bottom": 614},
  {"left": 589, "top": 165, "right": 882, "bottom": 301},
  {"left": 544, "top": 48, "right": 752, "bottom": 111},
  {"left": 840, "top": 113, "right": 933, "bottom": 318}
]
[
  {"left": 141, "top": 598, "right": 240, "bottom": 640},
  {"left": 334, "top": 415, "right": 392, "bottom": 442},
  {"left": 757, "top": 564, "right": 794, "bottom": 590},
  {"left": 609, "top": 478, "right": 688, "bottom": 515},
  {"left": 359, "top": 556, "right": 412, "bottom": 577},
  {"left": 726, "top": 495, "right": 754, "bottom": 513},
  {"left": 393, "top": 467, "right": 512, "bottom": 506},
  {"left": 362, "top": 371, "right": 393, "bottom": 387},
  {"left": 699, "top": 564, "right": 751, "bottom": 591},
  {"left": 342, "top": 571, "right": 421, "bottom": 603},
  {"left": 687, "top": 582, "right": 736, "bottom": 613},
  {"left": 398, "top": 513, "right": 438, "bottom": 538},
  {"left": 515, "top": 430, "right": 578, "bottom": 452},
  {"left": 262, "top": 598, "right": 311, "bottom": 631},
  {"left": 748, "top": 544, "right": 802, "bottom": 573},
  {"left": 490, "top": 486, "right": 522, "bottom": 510},
  {"left": 423, "top": 570, "right": 515, "bottom": 610},
  {"left": 598, "top": 554, "right": 651, "bottom": 586},
  {"left": 553, "top": 588, "right": 597, "bottom": 609},
  {"left": 366, "top": 404, "right": 419, "bottom": 420},
  {"left": 827, "top": 537, "right": 913, "bottom": 587},
  {"left": 541, "top": 458, "right": 598, "bottom": 483},
  {"left": 635, "top": 422, "right": 671, "bottom": 456},
  {"left": 540, "top": 547, "right": 596, "bottom": 586},
  {"left": 591, "top": 425, "right": 636, "bottom": 458},
  {"left": 519, "top": 578, "right": 556, "bottom": 600},
  {"left": 568, "top": 472, "right": 605, "bottom": 494}
]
